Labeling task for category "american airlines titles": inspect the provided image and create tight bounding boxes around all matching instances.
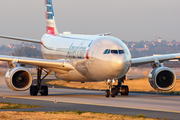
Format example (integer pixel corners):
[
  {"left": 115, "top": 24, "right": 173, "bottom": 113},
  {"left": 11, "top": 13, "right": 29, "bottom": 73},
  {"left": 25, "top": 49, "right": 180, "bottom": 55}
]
[{"left": 67, "top": 43, "right": 87, "bottom": 59}]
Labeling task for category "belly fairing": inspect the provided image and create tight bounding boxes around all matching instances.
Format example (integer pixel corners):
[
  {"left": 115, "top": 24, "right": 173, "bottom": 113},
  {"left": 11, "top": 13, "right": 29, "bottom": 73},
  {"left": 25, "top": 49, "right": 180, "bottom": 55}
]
[{"left": 55, "top": 69, "right": 93, "bottom": 82}]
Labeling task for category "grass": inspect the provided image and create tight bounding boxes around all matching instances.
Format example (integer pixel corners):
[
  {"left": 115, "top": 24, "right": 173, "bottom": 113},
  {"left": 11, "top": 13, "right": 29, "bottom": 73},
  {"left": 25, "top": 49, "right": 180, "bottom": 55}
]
[
  {"left": 0, "top": 102, "right": 41, "bottom": 109},
  {"left": 159, "top": 91, "right": 180, "bottom": 95},
  {"left": 0, "top": 111, "right": 159, "bottom": 120},
  {"left": 136, "top": 114, "right": 146, "bottom": 118}
]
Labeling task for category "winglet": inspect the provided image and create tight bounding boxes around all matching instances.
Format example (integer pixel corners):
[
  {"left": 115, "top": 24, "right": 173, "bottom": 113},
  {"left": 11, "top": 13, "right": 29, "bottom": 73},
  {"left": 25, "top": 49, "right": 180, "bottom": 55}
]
[{"left": 45, "top": 0, "right": 59, "bottom": 35}]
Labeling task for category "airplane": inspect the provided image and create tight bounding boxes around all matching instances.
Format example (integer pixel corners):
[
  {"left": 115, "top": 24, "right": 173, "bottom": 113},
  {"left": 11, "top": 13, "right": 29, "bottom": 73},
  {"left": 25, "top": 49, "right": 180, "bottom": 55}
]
[{"left": 0, "top": 0, "right": 179, "bottom": 97}]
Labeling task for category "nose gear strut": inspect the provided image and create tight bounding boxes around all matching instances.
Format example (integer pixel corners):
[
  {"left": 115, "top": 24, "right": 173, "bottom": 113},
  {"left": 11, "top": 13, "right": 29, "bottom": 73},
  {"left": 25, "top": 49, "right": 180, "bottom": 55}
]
[{"left": 105, "top": 79, "right": 116, "bottom": 97}]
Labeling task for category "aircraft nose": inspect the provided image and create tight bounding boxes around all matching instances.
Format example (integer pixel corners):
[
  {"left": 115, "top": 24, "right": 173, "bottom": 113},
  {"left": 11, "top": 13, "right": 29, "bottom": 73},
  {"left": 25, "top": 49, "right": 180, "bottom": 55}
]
[{"left": 111, "top": 55, "right": 124, "bottom": 71}]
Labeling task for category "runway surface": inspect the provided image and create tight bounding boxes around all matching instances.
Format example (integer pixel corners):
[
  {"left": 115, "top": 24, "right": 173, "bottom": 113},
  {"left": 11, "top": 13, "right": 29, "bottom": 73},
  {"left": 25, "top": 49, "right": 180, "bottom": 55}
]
[{"left": 0, "top": 75, "right": 180, "bottom": 120}]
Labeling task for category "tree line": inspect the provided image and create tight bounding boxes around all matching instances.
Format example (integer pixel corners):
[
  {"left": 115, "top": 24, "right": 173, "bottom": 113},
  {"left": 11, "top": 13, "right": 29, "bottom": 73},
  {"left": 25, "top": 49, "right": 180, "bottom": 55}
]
[{"left": 11, "top": 47, "right": 42, "bottom": 58}]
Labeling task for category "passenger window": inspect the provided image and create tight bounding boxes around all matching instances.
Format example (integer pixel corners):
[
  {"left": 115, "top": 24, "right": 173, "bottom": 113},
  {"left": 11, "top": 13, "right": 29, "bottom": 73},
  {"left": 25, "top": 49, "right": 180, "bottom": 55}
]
[
  {"left": 118, "top": 50, "right": 124, "bottom": 54},
  {"left": 111, "top": 50, "right": 118, "bottom": 54}
]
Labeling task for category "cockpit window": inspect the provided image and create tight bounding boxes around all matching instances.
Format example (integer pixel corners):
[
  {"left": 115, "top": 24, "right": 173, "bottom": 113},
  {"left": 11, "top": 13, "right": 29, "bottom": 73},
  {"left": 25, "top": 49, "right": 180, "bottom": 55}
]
[
  {"left": 103, "top": 49, "right": 124, "bottom": 54},
  {"left": 103, "top": 49, "right": 108, "bottom": 54},
  {"left": 107, "top": 49, "right": 110, "bottom": 54},
  {"left": 119, "top": 50, "right": 124, "bottom": 54},
  {"left": 103, "top": 49, "right": 110, "bottom": 54},
  {"left": 111, "top": 50, "right": 118, "bottom": 54}
]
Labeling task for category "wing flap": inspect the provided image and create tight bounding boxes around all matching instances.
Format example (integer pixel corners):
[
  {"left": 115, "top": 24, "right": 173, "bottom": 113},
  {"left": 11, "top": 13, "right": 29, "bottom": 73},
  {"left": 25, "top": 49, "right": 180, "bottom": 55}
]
[
  {"left": 0, "top": 35, "right": 41, "bottom": 43},
  {"left": 131, "top": 53, "right": 180, "bottom": 67}
]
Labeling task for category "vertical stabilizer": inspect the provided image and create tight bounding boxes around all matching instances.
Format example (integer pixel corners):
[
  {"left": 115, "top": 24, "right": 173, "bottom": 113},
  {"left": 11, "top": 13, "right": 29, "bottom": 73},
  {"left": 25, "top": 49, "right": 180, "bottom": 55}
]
[{"left": 45, "top": 0, "right": 59, "bottom": 34}]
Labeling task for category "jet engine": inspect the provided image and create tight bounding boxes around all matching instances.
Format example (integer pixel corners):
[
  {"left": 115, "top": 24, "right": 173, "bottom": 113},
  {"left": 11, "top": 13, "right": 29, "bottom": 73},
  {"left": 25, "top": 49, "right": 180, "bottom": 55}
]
[
  {"left": 5, "top": 67, "right": 32, "bottom": 91},
  {"left": 149, "top": 67, "right": 176, "bottom": 91}
]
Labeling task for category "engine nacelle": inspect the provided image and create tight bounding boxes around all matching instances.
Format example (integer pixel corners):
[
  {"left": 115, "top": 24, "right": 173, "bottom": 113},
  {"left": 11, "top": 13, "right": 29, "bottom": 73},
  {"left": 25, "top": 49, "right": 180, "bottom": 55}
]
[
  {"left": 5, "top": 67, "right": 32, "bottom": 91},
  {"left": 149, "top": 67, "right": 176, "bottom": 91}
]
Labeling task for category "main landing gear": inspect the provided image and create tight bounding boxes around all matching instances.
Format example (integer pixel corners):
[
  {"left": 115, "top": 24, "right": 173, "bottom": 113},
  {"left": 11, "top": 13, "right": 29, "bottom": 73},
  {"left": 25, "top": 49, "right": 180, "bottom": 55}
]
[
  {"left": 30, "top": 67, "right": 51, "bottom": 96},
  {"left": 105, "top": 75, "right": 129, "bottom": 97}
]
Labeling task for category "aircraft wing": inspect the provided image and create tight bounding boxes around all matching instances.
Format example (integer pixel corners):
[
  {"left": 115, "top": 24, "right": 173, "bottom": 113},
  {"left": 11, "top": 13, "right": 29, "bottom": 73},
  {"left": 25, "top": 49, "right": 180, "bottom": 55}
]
[
  {"left": 131, "top": 53, "right": 180, "bottom": 67},
  {"left": 0, "top": 55, "right": 74, "bottom": 73},
  {"left": 0, "top": 35, "right": 41, "bottom": 43}
]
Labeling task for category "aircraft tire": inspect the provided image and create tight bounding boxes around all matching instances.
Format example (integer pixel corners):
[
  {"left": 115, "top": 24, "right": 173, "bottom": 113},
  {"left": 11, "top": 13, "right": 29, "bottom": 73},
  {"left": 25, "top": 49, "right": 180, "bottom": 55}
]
[
  {"left": 114, "top": 86, "right": 119, "bottom": 95},
  {"left": 105, "top": 89, "right": 110, "bottom": 97},
  {"left": 41, "top": 85, "right": 48, "bottom": 96},
  {"left": 120, "top": 85, "right": 129, "bottom": 95},
  {"left": 111, "top": 88, "right": 116, "bottom": 97},
  {"left": 30, "top": 85, "right": 38, "bottom": 96}
]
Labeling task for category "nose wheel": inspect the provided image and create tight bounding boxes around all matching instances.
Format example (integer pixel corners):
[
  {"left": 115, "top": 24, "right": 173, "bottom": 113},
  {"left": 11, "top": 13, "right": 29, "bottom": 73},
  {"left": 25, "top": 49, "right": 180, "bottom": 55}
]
[
  {"left": 105, "top": 88, "right": 115, "bottom": 97},
  {"left": 105, "top": 75, "right": 129, "bottom": 97},
  {"left": 105, "top": 90, "right": 110, "bottom": 97}
]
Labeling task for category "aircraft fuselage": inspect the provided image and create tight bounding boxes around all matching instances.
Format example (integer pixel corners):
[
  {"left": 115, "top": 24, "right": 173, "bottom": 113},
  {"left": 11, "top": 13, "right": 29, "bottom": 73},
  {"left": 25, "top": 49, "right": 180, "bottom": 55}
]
[{"left": 41, "top": 33, "right": 131, "bottom": 82}]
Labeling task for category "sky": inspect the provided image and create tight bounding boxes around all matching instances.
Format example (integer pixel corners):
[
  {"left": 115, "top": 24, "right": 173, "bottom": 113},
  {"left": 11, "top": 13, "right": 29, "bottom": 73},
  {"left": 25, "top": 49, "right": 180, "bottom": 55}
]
[{"left": 0, "top": 0, "right": 180, "bottom": 46}]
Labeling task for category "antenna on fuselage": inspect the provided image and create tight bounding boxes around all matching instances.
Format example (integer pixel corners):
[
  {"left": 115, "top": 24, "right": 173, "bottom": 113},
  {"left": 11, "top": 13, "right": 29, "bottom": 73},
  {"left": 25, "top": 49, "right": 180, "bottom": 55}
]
[{"left": 97, "top": 32, "right": 111, "bottom": 36}]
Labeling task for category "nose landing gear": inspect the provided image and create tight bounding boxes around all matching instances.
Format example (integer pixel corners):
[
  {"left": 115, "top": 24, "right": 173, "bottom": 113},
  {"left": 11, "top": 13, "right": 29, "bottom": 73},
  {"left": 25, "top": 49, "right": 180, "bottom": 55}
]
[
  {"left": 105, "top": 79, "right": 116, "bottom": 97},
  {"left": 105, "top": 75, "right": 129, "bottom": 97},
  {"left": 105, "top": 88, "right": 116, "bottom": 97}
]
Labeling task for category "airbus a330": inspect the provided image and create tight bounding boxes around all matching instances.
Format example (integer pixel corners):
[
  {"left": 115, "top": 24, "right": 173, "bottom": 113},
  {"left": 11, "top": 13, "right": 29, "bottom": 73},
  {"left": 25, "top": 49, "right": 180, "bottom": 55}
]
[{"left": 0, "top": 0, "right": 179, "bottom": 97}]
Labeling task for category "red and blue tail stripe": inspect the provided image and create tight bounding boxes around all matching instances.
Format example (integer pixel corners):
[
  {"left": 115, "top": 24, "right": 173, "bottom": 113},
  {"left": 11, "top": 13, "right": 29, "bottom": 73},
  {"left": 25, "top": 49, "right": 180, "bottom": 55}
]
[{"left": 45, "top": 0, "right": 58, "bottom": 35}]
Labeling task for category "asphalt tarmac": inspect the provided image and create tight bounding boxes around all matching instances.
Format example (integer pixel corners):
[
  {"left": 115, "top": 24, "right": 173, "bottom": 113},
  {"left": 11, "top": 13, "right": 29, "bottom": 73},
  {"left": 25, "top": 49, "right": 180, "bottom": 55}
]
[{"left": 0, "top": 75, "right": 180, "bottom": 120}]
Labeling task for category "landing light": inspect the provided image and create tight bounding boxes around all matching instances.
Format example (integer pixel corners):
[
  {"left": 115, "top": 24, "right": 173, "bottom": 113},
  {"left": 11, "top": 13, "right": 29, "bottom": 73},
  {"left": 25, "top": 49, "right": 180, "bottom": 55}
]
[
  {"left": 118, "top": 61, "right": 122, "bottom": 64},
  {"left": 107, "top": 79, "right": 111, "bottom": 83},
  {"left": 112, "top": 79, "right": 115, "bottom": 83},
  {"left": 107, "top": 79, "right": 115, "bottom": 84}
]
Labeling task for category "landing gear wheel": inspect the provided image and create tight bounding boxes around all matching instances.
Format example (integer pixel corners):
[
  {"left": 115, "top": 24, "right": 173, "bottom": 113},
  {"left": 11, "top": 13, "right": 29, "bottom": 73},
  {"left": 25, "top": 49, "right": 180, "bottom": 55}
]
[
  {"left": 120, "top": 85, "right": 129, "bottom": 95},
  {"left": 41, "top": 85, "right": 48, "bottom": 96},
  {"left": 105, "top": 89, "right": 110, "bottom": 97},
  {"left": 114, "top": 86, "right": 119, "bottom": 95},
  {"left": 29, "top": 67, "right": 51, "bottom": 96},
  {"left": 111, "top": 88, "right": 116, "bottom": 97},
  {"left": 30, "top": 85, "right": 38, "bottom": 96}
]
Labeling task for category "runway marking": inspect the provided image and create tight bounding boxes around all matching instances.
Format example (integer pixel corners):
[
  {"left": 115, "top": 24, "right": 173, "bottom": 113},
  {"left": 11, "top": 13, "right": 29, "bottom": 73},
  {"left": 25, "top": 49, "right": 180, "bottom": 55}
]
[{"left": 2, "top": 95, "right": 180, "bottom": 114}]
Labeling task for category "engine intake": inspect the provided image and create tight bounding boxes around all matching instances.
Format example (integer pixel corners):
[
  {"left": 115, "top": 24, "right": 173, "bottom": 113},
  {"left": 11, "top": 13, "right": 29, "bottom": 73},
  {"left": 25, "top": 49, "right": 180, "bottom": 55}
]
[
  {"left": 5, "top": 67, "right": 32, "bottom": 91},
  {"left": 149, "top": 67, "right": 176, "bottom": 91}
]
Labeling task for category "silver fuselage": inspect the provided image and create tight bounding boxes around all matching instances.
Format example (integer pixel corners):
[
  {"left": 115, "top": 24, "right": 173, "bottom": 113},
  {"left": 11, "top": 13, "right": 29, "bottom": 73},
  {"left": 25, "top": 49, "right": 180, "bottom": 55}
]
[{"left": 41, "top": 33, "right": 131, "bottom": 82}]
